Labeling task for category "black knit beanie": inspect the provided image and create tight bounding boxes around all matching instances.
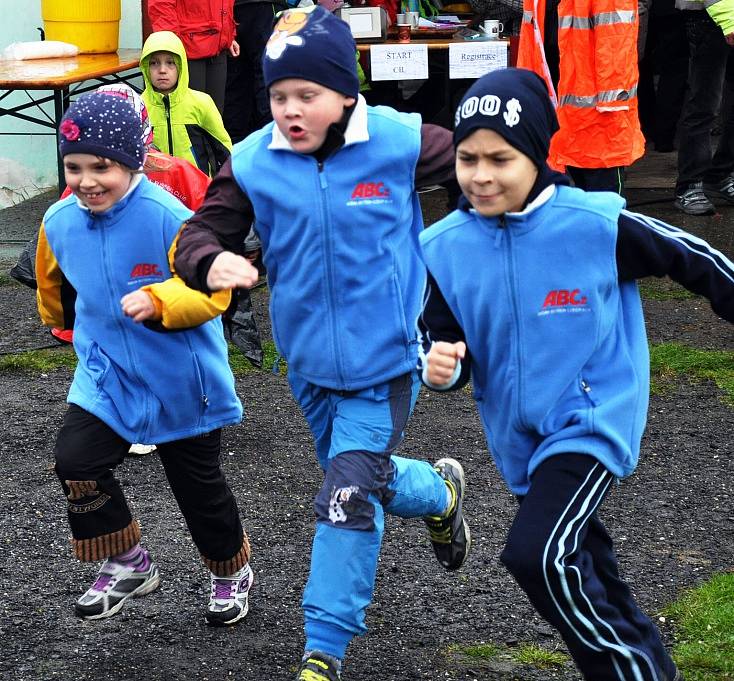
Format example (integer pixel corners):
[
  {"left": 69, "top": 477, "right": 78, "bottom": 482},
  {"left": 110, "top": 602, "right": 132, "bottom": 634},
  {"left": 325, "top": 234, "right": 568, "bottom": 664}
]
[
  {"left": 453, "top": 68, "right": 559, "bottom": 168},
  {"left": 263, "top": 6, "right": 359, "bottom": 99},
  {"left": 58, "top": 92, "right": 146, "bottom": 170}
]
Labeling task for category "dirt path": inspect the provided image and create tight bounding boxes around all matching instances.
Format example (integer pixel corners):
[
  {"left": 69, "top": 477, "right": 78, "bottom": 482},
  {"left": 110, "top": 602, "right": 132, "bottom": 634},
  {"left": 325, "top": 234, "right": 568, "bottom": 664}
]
[{"left": 0, "top": 188, "right": 732, "bottom": 680}]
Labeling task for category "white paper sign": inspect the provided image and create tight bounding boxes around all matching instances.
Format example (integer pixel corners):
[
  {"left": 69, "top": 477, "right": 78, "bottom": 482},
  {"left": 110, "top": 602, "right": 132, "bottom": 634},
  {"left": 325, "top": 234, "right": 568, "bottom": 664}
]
[
  {"left": 369, "top": 43, "right": 429, "bottom": 81},
  {"left": 448, "top": 41, "right": 508, "bottom": 79}
]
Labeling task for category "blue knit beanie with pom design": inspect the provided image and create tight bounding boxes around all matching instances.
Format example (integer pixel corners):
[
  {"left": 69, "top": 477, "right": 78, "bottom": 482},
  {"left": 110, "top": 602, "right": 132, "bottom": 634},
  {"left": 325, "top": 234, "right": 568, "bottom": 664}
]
[
  {"left": 58, "top": 92, "right": 146, "bottom": 170},
  {"left": 263, "top": 6, "right": 359, "bottom": 99}
]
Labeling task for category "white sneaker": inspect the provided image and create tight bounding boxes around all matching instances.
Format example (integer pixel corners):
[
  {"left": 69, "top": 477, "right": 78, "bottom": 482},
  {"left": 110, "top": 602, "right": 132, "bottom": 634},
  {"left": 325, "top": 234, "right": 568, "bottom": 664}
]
[
  {"left": 128, "top": 443, "right": 157, "bottom": 456},
  {"left": 205, "top": 563, "right": 253, "bottom": 626},
  {"left": 75, "top": 550, "right": 160, "bottom": 620}
]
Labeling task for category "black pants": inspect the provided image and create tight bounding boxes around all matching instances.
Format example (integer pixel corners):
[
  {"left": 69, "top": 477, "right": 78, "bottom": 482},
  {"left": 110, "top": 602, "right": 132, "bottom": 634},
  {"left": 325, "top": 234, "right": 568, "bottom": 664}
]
[
  {"left": 500, "top": 454, "right": 678, "bottom": 681},
  {"left": 54, "top": 405, "right": 248, "bottom": 575},
  {"left": 676, "top": 10, "right": 734, "bottom": 191},
  {"left": 189, "top": 51, "right": 229, "bottom": 114},
  {"left": 567, "top": 166, "right": 625, "bottom": 195},
  {"left": 224, "top": 2, "right": 276, "bottom": 143}
]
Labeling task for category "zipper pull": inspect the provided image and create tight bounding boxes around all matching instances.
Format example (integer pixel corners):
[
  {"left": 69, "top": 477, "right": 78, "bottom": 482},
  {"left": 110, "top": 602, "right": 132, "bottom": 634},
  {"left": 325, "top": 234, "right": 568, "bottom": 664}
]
[{"left": 581, "top": 379, "right": 591, "bottom": 394}]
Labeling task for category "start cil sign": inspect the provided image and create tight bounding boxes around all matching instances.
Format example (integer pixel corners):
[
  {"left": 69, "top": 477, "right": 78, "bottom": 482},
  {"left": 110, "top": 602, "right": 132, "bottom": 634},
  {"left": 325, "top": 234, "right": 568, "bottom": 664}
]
[{"left": 369, "top": 44, "right": 429, "bottom": 81}]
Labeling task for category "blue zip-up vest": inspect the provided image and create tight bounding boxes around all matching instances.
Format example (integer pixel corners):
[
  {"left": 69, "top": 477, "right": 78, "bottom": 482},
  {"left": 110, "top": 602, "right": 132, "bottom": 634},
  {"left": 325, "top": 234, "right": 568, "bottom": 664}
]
[
  {"left": 420, "top": 186, "right": 650, "bottom": 495},
  {"left": 231, "top": 104, "right": 424, "bottom": 390},
  {"left": 42, "top": 178, "right": 242, "bottom": 444}
]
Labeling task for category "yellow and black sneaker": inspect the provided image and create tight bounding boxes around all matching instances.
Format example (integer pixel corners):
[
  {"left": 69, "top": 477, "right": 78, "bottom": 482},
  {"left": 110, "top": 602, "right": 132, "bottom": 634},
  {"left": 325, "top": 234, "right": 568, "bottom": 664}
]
[
  {"left": 423, "top": 458, "right": 471, "bottom": 570},
  {"left": 296, "top": 651, "right": 341, "bottom": 681}
]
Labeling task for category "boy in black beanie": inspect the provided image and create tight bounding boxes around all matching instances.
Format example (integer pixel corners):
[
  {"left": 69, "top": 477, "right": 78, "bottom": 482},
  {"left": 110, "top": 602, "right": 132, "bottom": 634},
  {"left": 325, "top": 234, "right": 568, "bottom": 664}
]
[
  {"left": 173, "top": 6, "right": 461, "bottom": 680},
  {"left": 419, "top": 67, "right": 734, "bottom": 681}
]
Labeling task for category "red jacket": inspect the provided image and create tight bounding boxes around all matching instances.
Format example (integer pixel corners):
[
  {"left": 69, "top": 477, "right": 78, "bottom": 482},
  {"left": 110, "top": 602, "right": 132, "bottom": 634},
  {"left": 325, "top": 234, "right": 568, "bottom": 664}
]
[
  {"left": 147, "top": 0, "right": 236, "bottom": 60},
  {"left": 368, "top": 0, "right": 401, "bottom": 24}
]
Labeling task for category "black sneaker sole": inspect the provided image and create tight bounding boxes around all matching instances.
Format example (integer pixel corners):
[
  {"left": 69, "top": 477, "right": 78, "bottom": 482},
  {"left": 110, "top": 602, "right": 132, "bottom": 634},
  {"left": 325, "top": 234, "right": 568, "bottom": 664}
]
[{"left": 204, "top": 598, "right": 250, "bottom": 627}]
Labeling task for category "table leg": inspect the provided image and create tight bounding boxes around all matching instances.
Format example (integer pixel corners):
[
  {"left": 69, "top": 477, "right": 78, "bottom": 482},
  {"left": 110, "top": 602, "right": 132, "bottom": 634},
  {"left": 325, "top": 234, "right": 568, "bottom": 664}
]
[{"left": 53, "top": 87, "right": 72, "bottom": 195}]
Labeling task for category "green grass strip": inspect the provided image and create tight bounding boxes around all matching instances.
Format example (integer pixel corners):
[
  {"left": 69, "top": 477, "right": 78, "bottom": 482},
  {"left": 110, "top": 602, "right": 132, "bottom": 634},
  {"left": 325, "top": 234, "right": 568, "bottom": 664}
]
[
  {"left": 0, "top": 346, "right": 77, "bottom": 372},
  {"left": 650, "top": 342, "right": 734, "bottom": 404},
  {"left": 448, "top": 642, "right": 569, "bottom": 669},
  {"left": 665, "top": 572, "right": 734, "bottom": 681},
  {"left": 638, "top": 282, "right": 699, "bottom": 301},
  {"left": 0, "top": 342, "right": 288, "bottom": 377}
]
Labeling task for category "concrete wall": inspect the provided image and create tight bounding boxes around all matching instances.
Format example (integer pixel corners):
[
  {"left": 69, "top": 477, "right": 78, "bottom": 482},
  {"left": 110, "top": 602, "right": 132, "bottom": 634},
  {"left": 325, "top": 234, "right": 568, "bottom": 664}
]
[{"left": 0, "top": 0, "right": 143, "bottom": 206}]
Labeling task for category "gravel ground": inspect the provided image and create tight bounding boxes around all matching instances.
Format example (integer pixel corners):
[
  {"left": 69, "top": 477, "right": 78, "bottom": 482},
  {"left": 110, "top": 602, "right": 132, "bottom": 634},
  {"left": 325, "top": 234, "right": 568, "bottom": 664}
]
[{"left": 0, "top": 187, "right": 732, "bottom": 681}]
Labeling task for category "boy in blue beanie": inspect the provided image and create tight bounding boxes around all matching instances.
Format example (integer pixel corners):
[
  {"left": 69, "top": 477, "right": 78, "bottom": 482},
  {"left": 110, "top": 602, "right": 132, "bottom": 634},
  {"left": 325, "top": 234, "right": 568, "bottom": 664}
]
[
  {"left": 419, "top": 67, "right": 734, "bottom": 681},
  {"left": 173, "top": 6, "right": 462, "bottom": 679},
  {"left": 37, "top": 92, "right": 253, "bottom": 627}
]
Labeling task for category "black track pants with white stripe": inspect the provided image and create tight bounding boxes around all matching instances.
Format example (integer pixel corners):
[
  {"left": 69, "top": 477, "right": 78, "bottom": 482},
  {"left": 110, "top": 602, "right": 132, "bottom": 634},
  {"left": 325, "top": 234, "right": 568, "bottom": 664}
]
[{"left": 500, "top": 454, "right": 678, "bottom": 681}]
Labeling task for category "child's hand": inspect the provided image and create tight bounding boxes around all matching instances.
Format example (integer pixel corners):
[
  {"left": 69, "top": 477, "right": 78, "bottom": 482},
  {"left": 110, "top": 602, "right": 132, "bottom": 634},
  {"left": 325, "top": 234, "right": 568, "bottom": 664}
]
[
  {"left": 426, "top": 341, "right": 466, "bottom": 386},
  {"left": 121, "top": 290, "right": 158, "bottom": 323},
  {"left": 207, "top": 252, "right": 260, "bottom": 291}
]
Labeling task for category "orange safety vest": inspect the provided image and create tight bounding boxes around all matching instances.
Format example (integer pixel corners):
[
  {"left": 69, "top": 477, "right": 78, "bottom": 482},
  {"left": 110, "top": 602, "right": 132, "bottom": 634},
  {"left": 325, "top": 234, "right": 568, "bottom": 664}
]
[{"left": 517, "top": 0, "right": 645, "bottom": 170}]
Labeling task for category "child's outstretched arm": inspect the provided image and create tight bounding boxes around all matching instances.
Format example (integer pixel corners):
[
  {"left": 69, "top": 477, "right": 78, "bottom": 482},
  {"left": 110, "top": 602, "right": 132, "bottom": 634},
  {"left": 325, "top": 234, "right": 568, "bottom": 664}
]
[
  {"left": 617, "top": 210, "right": 734, "bottom": 323},
  {"left": 174, "top": 158, "right": 259, "bottom": 293},
  {"left": 418, "top": 272, "right": 472, "bottom": 391},
  {"left": 123, "top": 233, "right": 233, "bottom": 330}
]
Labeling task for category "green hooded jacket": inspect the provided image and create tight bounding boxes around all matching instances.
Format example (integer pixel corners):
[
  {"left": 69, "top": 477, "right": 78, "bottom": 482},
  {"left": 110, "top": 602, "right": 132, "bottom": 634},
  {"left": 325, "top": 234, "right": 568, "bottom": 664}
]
[{"left": 141, "top": 31, "right": 232, "bottom": 177}]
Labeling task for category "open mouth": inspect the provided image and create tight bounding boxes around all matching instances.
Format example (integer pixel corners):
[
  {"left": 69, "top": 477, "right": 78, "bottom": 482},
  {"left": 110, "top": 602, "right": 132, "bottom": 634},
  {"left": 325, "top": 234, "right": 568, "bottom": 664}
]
[{"left": 288, "top": 125, "right": 306, "bottom": 141}]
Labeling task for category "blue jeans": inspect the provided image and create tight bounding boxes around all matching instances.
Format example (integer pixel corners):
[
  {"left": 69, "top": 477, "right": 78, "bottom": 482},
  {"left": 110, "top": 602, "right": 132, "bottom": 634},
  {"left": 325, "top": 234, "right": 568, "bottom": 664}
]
[
  {"left": 676, "top": 10, "right": 734, "bottom": 191},
  {"left": 288, "top": 371, "right": 449, "bottom": 660}
]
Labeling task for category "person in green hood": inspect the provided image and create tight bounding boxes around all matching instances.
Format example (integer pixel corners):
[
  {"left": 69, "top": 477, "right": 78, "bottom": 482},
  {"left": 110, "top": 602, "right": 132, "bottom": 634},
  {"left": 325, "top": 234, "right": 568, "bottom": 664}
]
[{"left": 141, "top": 31, "right": 233, "bottom": 177}]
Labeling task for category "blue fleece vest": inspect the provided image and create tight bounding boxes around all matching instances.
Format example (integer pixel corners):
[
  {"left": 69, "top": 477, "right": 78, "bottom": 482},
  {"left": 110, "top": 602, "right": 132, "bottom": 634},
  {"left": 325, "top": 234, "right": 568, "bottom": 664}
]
[
  {"left": 420, "top": 186, "right": 650, "bottom": 495},
  {"left": 42, "top": 178, "right": 242, "bottom": 444},
  {"left": 231, "top": 106, "right": 424, "bottom": 390}
]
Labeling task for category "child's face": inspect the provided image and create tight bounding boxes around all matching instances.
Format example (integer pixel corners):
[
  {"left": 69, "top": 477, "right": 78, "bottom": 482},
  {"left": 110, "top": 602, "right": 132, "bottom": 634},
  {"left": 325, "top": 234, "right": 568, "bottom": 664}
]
[
  {"left": 63, "top": 153, "right": 134, "bottom": 213},
  {"left": 148, "top": 51, "right": 179, "bottom": 95},
  {"left": 269, "top": 79, "right": 356, "bottom": 154},
  {"left": 456, "top": 128, "right": 538, "bottom": 217}
]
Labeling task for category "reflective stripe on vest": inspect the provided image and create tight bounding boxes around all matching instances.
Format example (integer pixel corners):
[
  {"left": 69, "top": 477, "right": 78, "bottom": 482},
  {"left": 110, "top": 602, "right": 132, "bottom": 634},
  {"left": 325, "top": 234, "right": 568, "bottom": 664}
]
[
  {"left": 557, "top": 10, "right": 636, "bottom": 28},
  {"left": 558, "top": 85, "right": 638, "bottom": 108}
]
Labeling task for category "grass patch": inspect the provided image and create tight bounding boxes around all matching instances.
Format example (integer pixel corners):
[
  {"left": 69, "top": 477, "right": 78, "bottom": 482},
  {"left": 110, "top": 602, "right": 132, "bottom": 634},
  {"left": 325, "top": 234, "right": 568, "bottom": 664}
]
[
  {"left": 649, "top": 342, "right": 734, "bottom": 404},
  {"left": 228, "top": 340, "right": 286, "bottom": 376},
  {"left": 638, "top": 282, "right": 698, "bottom": 301},
  {"left": 0, "top": 273, "right": 18, "bottom": 287},
  {"left": 0, "top": 346, "right": 77, "bottom": 372},
  {"left": 513, "top": 643, "right": 569, "bottom": 668},
  {"left": 665, "top": 572, "right": 734, "bottom": 681},
  {"left": 449, "top": 642, "right": 502, "bottom": 660},
  {"left": 448, "top": 641, "right": 569, "bottom": 670}
]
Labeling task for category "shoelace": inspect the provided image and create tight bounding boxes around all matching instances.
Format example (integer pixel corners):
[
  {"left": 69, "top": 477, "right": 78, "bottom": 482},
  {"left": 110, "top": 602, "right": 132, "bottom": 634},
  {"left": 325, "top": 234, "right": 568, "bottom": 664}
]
[
  {"left": 91, "top": 569, "right": 115, "bottom": 592},
  {"left": 212, "top": 577, "right": 237, "bottom": 600},
  {"left": 91, "top": 553, "right": 150, "bottom": 593}
]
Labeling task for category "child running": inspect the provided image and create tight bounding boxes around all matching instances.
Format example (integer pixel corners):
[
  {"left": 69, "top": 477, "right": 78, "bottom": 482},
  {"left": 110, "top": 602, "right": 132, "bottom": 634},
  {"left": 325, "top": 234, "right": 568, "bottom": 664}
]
[
  {"left": 36, "top": 92, "right": 253, "bottom": 626},
  {"left": 173, "top": 7, "right": 466, "bottom": 679},
  {"left": 141, "top": 31, "right": 232, "bottom": 177},
  {"left": 419, "top": 68, "right": 734, "bottom": 681}
]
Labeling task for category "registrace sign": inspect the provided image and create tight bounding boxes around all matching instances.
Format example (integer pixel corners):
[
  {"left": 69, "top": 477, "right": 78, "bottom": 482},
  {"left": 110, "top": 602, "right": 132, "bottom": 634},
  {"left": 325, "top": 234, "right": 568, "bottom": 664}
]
[{"left": 448, "top": 41, "right": 508, "bottom": 79}]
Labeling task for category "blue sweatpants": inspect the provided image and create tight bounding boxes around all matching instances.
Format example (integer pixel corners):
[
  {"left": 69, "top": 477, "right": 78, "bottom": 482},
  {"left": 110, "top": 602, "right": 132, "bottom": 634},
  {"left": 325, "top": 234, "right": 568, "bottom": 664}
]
[
  {"left": 288, "top": 370, "right": 449, "bottom": 660},
  {"left": 500, "top": 454, "right": 678, "bottom": 681}
]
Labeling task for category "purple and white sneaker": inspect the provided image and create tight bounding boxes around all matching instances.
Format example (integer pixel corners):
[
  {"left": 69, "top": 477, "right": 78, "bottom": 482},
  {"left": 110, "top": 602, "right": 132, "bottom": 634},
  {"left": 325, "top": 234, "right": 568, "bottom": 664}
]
[
  {"left": 205, "top": 563, "right": 253, "bottom": 626},
  {"left": 75, "top": 549, "right": 160, "bottom": 620}
]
